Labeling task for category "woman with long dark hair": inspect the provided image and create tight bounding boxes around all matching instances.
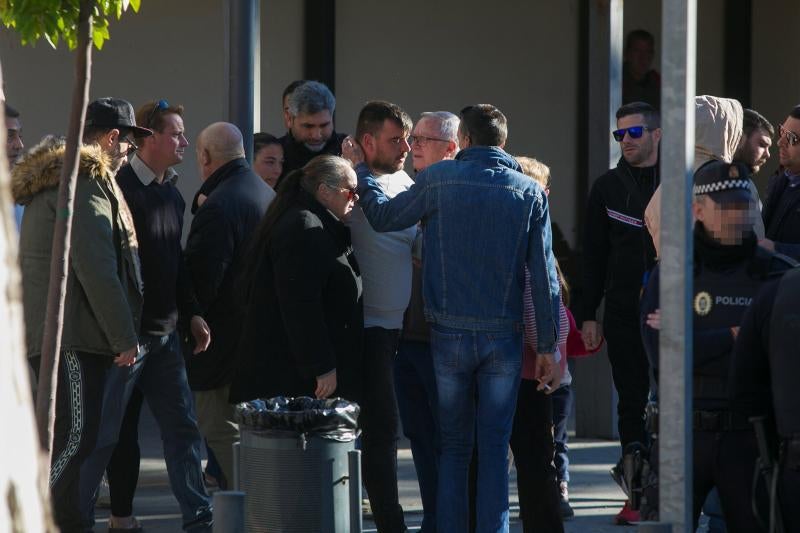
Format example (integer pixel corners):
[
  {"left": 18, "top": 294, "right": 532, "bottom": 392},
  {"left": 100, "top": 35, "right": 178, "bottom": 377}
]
[{"left": 230, "top": 155, "right": 363, "bottom": 403}]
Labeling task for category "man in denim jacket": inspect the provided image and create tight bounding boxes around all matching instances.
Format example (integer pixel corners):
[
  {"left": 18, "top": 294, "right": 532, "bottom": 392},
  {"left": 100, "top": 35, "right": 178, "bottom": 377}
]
[{"left": 344, "top": 104, "right": 560, "bottom": 533}]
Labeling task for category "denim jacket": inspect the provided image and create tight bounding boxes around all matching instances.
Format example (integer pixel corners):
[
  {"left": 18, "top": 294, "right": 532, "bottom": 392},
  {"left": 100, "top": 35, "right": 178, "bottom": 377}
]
[{"left": 355, "top": 146, "right": 560, "bottom": 354}]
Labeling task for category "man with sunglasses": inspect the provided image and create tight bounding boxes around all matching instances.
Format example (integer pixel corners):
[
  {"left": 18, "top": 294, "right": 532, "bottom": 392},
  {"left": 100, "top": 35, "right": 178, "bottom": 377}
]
[
  {"left": 79, "top": 100, "right": 214, "bottom": 532},
  {"left": 343, "top": 101, "right": 415, "bottom": 533},
  {"left": 760, "top": 105, "right": 800, "bottom": 260},
  {"left": 15, "top": 97, "right": 147, "bottom": 533},
  {"left": 581, "top": 101, "right": 661, "bottom": 524}
]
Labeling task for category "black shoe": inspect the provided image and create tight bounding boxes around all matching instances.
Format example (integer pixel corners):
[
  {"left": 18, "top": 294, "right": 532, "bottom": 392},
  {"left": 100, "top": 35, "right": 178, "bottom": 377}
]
[{"left": 559, "top": 481, "right": 575, "bottom": 520}]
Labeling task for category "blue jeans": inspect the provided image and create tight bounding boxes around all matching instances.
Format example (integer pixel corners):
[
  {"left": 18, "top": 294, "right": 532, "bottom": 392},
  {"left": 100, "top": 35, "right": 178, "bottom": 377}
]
[
  {"left": 431, "top": 325, "right": 522, "bottom": 533},
  {"left": 80, "top": 332, "right": 211, "bottom": 531},
  {"left": 703, "top": 488, "right": 727, "bottom": 533},
  {"left": 395, "top": 339, "right": 439, "bottom": 533},
  {"left": 551, "top": 385, "right": 572, "bottom": 484}
]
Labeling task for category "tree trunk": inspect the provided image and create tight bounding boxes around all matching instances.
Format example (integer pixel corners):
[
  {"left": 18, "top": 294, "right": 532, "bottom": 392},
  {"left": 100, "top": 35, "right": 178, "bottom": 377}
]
[
  {"left": 35, "top": 0, "right": 94, "bottom": 459},
  {"left": 0, "top": 70, "right": 57, "bottom": 532}
]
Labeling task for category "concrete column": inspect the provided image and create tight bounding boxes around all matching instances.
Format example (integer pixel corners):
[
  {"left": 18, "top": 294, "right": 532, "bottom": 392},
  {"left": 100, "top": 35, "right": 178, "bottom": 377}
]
[{"left": 575, "top": 0, "right": 624, "bottom": 441}]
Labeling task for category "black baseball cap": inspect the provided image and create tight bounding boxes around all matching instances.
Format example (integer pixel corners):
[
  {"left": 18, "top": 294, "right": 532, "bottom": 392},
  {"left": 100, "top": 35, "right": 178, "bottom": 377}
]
[
  {"left": 692, "top": 160, "right": 753, "bottom": 205},
  {"left": 86, "top": 97, "right": 152, "bottom": 137}
]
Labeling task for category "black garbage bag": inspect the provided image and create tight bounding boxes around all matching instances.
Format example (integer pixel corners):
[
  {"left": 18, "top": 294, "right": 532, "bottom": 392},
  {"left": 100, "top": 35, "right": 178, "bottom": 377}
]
[{"left": 234, "top": 396, "right": 360, "bottom": 441}]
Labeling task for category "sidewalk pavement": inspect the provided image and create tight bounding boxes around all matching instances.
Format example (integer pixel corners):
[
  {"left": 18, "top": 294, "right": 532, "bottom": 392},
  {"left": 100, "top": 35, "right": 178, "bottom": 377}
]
[{"left": 93, "top": 405, "right": 629, "bottom": 532}]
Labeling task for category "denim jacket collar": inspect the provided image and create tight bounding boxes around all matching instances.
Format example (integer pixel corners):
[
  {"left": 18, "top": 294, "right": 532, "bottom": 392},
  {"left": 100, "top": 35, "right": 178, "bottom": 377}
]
[{"left": 454, "top": 146, "right": 522, "bottom": 172}]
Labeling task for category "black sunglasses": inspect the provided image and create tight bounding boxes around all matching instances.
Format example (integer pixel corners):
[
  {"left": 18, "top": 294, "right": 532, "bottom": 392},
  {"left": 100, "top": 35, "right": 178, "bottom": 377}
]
[
  {"left": 612, "top": 125, "right": 649, "bottom": 142},
  {"left": 146, "top": 99, "right": 169, "bottom": 129}
]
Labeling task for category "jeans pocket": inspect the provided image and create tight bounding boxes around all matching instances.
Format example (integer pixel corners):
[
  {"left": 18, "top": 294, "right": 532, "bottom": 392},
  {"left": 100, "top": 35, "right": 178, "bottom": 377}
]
[
  {"left": 430, "top": 327, "right": 464, "bottom": 369},
  {"left": 485, "top": 332, "right": 522, "bottom": 374}
]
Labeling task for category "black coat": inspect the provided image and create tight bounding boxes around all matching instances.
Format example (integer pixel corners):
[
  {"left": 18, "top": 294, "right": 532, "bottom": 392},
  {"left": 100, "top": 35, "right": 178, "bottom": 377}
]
[
  {"left": 184, "top": 158, "right": 274, "bottom": 390},
  {"left": 229, "top": 190, "right": 364, "bottom": 404},
  {"left": 278, "top": 131, "right": 347, "bottom": 182}
]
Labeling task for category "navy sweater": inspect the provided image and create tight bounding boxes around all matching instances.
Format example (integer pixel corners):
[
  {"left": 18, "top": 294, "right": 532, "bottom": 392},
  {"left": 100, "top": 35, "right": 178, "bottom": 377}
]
[{"left": 116, "top": 163, "right": 198, "bottom": 336}]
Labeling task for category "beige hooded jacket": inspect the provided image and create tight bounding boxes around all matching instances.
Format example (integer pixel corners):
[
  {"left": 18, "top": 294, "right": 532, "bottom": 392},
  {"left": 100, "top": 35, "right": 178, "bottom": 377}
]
[{"left": 644, "top": 95, "right": 765, "bottom": 254}]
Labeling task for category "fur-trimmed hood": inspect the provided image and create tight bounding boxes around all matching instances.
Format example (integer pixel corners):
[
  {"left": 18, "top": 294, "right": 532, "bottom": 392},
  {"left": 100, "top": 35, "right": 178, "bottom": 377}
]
[{"left": 12, "top": 135, "right": 114, "bottom": 206}]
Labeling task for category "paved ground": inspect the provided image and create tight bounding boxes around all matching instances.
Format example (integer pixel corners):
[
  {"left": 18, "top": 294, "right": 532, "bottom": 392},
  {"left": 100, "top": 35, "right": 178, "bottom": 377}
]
[{"left": 93, "top": 405, "right": 631, "bottom": 532}]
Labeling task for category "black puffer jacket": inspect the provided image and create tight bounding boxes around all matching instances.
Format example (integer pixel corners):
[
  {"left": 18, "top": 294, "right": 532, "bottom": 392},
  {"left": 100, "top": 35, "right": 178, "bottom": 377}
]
[
  {"left": 184, "top": 158, "right": 275, "bottom": 390},
  {"left": 581, "top": 157, "right": 658, "bottom": 321}
]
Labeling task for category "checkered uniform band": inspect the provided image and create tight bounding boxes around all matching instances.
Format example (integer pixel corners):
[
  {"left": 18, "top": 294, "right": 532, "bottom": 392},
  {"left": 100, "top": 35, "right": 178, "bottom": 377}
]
[{"left": 693, "top": 179, "right": 750, "bottom": 196}]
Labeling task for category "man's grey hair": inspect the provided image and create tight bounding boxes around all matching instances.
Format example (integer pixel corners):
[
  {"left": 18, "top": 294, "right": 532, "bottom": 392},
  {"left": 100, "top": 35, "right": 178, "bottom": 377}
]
[
  {"left": 420, "top": 111, "right": 460, "bottom": 142},
  {"left": 287, "top": 81, "right": 336, "bottom": 117}
]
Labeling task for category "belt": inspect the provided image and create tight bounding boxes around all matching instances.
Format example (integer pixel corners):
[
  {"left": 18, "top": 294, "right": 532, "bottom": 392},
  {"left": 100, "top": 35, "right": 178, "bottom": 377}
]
[{"left": 693, "top": 410, "right": 752, "bottom": 432}]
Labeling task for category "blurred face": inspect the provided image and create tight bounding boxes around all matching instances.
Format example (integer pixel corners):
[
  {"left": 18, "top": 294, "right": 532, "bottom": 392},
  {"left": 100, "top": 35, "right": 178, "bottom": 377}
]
[
  {"left": 778, "top": 116, "right": 800, "bottom": 174},
  {"left": 110, "top": 131, "right": 137, "bottom": 173},
  {"left": 693, "top": 195, "right": 756, "bottom": 245},
  {"left": 253, "top": 143, "right": 283, "bottom": 188},
  {"left": 615, "top": 113, "right": 661, "bottom": 167},
  {"left": 736, "top": 128, "right": 772, "bottom": 173},
  {"left": 145, "top": 113, "right": 188, "bottom": 168},
  {"left": 6, "top": 116, "right": 23, "bottom": 165},
  {"left": 625, "top": 38, "right": 654, "bottom": 78},
  {"left": 289, "top": 110, "right": 333, "bottom": 152},
  {"left": 317, "top": 166, "right": 358, "bottom": 220},
  {"left": 364, "top": 119, "right": 410, "bottom": 175},
  {"left": 410, "top": 117, "right": 457, "bottom": 172}
]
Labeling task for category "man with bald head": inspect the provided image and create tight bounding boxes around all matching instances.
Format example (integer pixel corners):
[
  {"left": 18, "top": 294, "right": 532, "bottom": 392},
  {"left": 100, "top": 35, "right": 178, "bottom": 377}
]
[{"left": 184, "top": 122, "right": 275, "bottom": 485}]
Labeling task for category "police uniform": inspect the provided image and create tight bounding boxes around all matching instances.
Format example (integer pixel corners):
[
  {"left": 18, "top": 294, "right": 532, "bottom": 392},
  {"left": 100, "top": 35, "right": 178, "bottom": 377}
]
[
  {"left": 640, "top": 161, "right": 796, "bottom": 531},
  {"left": 730, "top": 266, "right": 800, "bottom": 532}
]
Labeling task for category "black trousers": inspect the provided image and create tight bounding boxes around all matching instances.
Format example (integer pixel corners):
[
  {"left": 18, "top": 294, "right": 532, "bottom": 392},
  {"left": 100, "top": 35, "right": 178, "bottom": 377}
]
[
  {"left": 360, "top": 327, "right": 406, "bottom": 533},
  {"left": 35, "top": 351, "right": 110, "bottom": 533},
  {"left": 693, "top": 429, "right": 763, "bottom": 533},
  {"left": 509, "top": 379, "right": 564, "bottom": 533},
  {"left": 106, "top": 387, "right": 144, "bottom": 517},
  {"left": 779, "top": 456, "right": 800, "bottom": 532},
  {"left": 604, "top": 311, "right": 650, "bottom": 449}
]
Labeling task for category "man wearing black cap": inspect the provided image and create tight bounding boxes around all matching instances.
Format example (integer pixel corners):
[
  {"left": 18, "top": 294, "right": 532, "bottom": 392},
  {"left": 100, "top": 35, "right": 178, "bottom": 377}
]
[
  {"left": 640, "top": 160, "right": 796, "bottom": 531},
  {"left": 79, "top": 100, "right": 213, "bottom": 532},
  {"left": 13, "top": 97, "right": 149, "bottom": 532}
]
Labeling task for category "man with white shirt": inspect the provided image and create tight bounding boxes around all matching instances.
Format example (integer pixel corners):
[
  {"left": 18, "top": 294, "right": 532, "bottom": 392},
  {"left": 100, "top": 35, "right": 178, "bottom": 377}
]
[
  {"left": 80, "top": 100, "right": 213, "bottom": 532},
  {"left": 347, "top": 100, "right": 415, "bottom": 533}
]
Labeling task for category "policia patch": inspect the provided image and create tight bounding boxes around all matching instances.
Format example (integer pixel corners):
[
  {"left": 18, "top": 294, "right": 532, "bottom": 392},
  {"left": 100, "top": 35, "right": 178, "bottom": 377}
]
[{"left": 694, "top": 291, "right": 713, "bottom": 316}]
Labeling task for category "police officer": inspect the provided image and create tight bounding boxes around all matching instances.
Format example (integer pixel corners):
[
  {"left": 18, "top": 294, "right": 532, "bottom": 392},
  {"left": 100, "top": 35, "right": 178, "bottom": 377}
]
[
  {"left": 729, "top": 266, "right": 800, "bottom": 532},
  {"left": 640, "top": 160, "right": 796, "bottom": 531}
]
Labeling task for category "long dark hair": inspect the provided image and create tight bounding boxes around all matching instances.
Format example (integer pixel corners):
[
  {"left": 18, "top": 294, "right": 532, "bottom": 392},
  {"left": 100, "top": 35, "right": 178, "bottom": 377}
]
[{"left": 239, "top": 155, "right": 354, "bottom": 293}]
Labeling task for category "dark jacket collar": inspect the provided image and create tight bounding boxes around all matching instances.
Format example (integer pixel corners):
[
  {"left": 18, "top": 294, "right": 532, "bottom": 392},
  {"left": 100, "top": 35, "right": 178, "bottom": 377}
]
[
  {"left": 191, "top": 158, "right": 249, "bottom": 214},
  {"left": 296, "top": 189, "right": 351, "bottom": 251}
]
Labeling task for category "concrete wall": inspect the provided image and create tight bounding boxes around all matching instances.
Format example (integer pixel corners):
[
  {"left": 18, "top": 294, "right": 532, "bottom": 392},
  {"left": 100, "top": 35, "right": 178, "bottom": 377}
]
[
  {"left": 751, "top": 0, "right": 800, "bottom": 189},
  {"left": 333, "top": 0, "right": 581, "bottom": 245},
  {"left": 0, "top": 0, "right": 229, "bottom": 235}
]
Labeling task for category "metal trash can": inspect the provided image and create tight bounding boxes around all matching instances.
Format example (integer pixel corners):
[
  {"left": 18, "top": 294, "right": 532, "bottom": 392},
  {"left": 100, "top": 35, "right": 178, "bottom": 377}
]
[{"left": 234, "top": 397, "right": 362, "bottom": 533}]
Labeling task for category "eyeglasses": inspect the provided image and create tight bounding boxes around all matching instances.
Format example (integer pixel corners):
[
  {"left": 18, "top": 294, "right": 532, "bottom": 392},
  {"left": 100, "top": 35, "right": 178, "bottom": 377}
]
[
  {"left": 409, "top": 134, "right": 451, "bottom": 147},
  {"left": 612, "top": 125, "right": 650, "bottom": 142},
  {"left": 779, "top": 124, "right": 800, "bottom": 147},
  {"left": 146, "top": 99, "right": 169, "bottom": 129},
  {"left": 386, "top": 136, "right": 410, "bottom": 146},
  {"left": 325, "top": 183, "right": 358, "bottom": 201},
  {"left": 121, "top": 135, "right": 138, "bottom": 156}
]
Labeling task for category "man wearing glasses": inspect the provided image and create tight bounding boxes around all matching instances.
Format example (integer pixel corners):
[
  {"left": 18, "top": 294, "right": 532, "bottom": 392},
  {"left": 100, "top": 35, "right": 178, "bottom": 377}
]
[
  {"left": 580, "top": 101, "right": 661, "bottom": 524},
  {"left": 394, "top": 111, "right": 460, "bottom": 532},
  {"left": 346, "top": 104, "right": 561, "bottom": 533},
  {"left": 79, "top": 100, "right": 214, "bottom": 532},
  {"left": 760, "top": 105, "right": 800, "bottom": 260},
  {"left": 15, "top": 97, "right": 147, "bottom": 533},
  {"left": 342, "top": 100, "right": 415, "bottom": 533}
]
